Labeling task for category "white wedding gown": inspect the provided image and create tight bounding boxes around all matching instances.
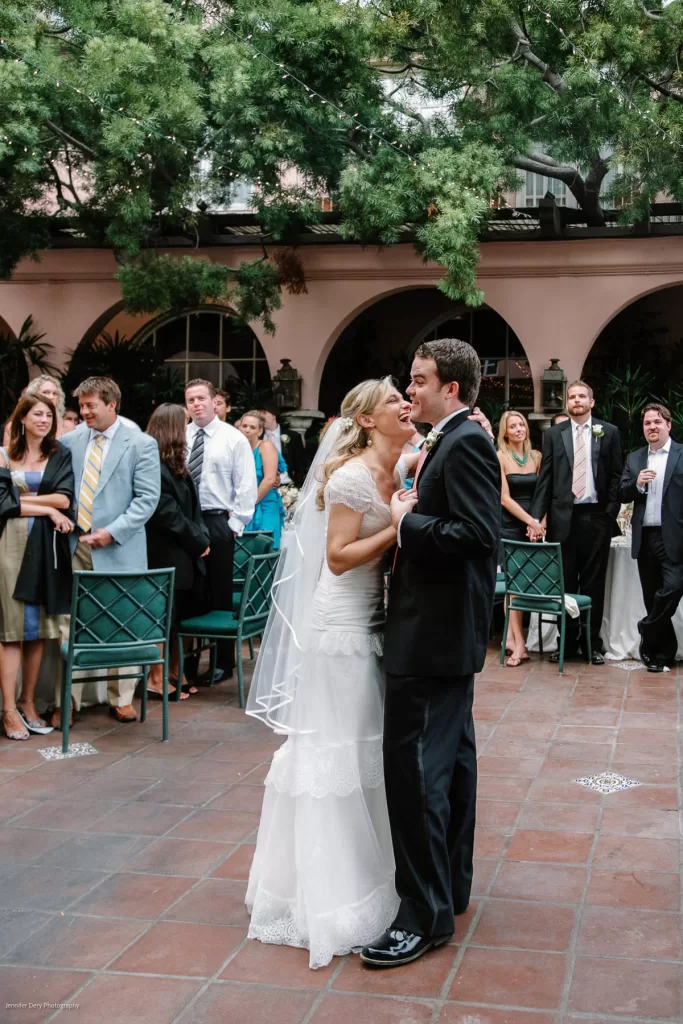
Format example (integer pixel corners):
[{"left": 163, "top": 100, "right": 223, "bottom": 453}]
[{"left": 246, "top": 461, "right": 400, "bottom": 968}]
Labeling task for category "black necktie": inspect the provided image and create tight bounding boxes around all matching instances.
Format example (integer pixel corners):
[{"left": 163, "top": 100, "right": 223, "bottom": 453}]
[{"left": 188, "top": 428, "right": 205, "bottom": 491}]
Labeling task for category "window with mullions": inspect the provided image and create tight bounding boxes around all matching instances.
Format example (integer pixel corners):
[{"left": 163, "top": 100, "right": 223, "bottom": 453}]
[
  {"left": 141, "top": 310, "right": 270, "bottom": 391},
  {"left": 525, "top": 172, "right": 567, "bottom": 207}
]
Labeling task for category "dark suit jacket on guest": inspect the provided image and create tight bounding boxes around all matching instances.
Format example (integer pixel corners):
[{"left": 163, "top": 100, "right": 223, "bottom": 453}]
[
  {"left": 145, "top": 465, "right": 210, "bottom": 591},
  {"left": 385, "top": 409, "right": 502, "bottom": 678},
  {"left": 531, "top": 418, "right": 622, "bottom": 542},
  {"left": 618, "top": 440, "right": 683, "bottom": 563}
]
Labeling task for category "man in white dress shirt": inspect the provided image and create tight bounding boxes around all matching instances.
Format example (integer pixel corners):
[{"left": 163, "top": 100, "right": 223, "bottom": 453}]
[
  {"left": 185, "top": 379, "right": 257, "bottom": 683},
  {"left": 619, "top": 403, "right": 683, "bottom": 672}
]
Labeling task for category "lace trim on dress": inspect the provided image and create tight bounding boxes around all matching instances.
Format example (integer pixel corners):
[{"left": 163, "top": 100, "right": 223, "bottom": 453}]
[
  {"left": 266, "top": 737, "right": 384, "bottom": 797},
  {"left": 325, "top": 462, "right": 375, "bottom": 515},
  {"left": 246, "top": 880, "right": 400, "bottom": 969},
  {"left": 308, "top": 630, "right": 384, "bottom": 657}
]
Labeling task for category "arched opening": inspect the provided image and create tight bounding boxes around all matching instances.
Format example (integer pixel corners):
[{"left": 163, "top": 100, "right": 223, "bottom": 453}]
[
  {"left": 134, "top": 307, "right": 270, "bottom": 394},
  {"left": 318, "top": 288, "right": 532, "bottom": 419},
  {"left": 63, "top": 306, "right": 270, "bottom": 425},
  {"left": 583, "top": 283, "right": 683, "bottom": 449}
]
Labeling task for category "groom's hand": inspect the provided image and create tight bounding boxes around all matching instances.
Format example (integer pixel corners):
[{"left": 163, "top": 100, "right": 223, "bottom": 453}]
[
  {"left": 391, "top": 488, "right": 418, "bottom": 529},
  {"left": 469, "top": 406, "right": 494, "bottom": 440}
]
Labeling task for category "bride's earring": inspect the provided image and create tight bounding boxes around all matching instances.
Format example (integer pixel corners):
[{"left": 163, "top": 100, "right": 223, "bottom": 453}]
[{"left": 366, "top": 432, "right": 373, "bottom": 447}]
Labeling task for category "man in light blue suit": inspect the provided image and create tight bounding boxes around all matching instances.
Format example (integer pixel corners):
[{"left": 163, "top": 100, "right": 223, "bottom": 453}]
[{"left": 55, "top": 376, "right": 160, "bottom": 724}]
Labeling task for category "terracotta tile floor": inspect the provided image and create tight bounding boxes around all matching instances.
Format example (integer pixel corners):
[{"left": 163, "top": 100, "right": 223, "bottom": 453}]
[{"left": 0, "top": 648, "right": 682, "bottom": 1023}]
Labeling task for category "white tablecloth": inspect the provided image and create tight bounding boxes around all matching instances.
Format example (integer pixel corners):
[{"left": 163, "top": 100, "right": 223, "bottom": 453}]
[{"left": 527, "top": 535, "right": 683, "bottom": 660}]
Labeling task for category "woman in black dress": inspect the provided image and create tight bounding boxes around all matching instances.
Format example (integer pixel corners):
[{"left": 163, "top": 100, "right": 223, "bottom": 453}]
[
  {"left": 497, "top": 410, "right": 544, "bottom": 667},
  {"left": 145, "top": 404, "right": 210, "bottom": 700}
]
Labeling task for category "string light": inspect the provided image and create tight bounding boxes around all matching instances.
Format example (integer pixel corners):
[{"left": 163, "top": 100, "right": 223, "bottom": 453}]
[
  {"left": 524, "top": 0, "right": 683, "bottom": 151},
  {"left": 0, "top": 38, "right": 189, "bottom": 155}
]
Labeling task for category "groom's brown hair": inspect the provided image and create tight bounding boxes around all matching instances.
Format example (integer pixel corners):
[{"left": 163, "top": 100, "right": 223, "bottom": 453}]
[{"left": 415, "top": 338, "right": 481, "bottom": 406}]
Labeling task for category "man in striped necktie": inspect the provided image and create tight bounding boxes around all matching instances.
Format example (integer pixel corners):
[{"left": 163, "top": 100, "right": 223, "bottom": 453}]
[
  {"left": 530, "top": 380, "right": 623, "bottom": 664},
  {"left": 52, "top": 377, "right": 160, "bottom": 728}
]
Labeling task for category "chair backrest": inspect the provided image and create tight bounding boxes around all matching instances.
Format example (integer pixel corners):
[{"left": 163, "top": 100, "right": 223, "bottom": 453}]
[
  {"left": 67, "top": 569, "right": 175, "bottom": 651},
  {"left": 501, "top": 540, "right": 565, "bottom": 603},
  {"left": 238, "top": 551, "right": 280, "bottom": 625},
  {"left": 234, "top": 532, "right": 274, "bottom": 588}
]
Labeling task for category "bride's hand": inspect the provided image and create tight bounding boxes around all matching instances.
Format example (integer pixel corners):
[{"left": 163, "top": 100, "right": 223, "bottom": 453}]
[{"left": 390, "top": 489, "right": 418, "bottom": 529}]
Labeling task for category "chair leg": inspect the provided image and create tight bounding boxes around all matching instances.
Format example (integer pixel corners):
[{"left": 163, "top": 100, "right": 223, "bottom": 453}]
[
  {"left": 558, "top": 612, "right": 566, "bottom": 674},
  {"left": 538, "top": 615, "right": 544, "bottom": 657},
  {"left": 162, "top": 656, "right": 169, "bottom": 743},
  {"left": 584, "top": 609, "right": 592, "bottom": 664},
  {"left": 140, "top": 668, "right": 147, "bottom": 724},
  {"left": 237, "top": 633, "right": 245, "bottom": 708},
  {"left": 500, "top": 610, "right": 510, "bottom": 666},
  {"left": 61, "top": 665, "right": 72, "bottom": 755},
  {"left": 209, "top": 640, "right": 217, "bottom": 683},
  {"left": 248, "top": 638, "right": 255, "bottom": 660},
  {"left": 175, "top": 636, "right": 185, "bottom": 703}
]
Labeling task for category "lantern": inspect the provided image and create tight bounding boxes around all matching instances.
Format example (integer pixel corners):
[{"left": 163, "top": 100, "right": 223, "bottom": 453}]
[
  {"left": 271, "top": 358, "right": 302, "bottom": 411},
  {"left": 541, "top": 358, "right": 567, "bottom": 413}
]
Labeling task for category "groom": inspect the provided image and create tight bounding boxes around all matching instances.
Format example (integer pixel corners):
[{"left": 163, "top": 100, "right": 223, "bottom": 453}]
[{"left": 361, "top": 339, "right": 501, "bottom": 968}]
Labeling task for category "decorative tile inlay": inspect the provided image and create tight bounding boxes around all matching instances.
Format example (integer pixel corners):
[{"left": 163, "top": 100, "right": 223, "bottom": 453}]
[
  {"left": 574, "top": 772, "right": 640, "bottom": 795},
  {"left": 38, "top": 742, "right": 99, "bottom": 761},
  {"left": 606, "top": 660, "right": 642, "bottom": 671}
]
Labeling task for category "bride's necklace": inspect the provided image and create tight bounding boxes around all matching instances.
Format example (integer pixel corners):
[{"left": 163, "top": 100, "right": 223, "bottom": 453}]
[{"left": 509, "top": 447, "right": 528, "bottom": 467}]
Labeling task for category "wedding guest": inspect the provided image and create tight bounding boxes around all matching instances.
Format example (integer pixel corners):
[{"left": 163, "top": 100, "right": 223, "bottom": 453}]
[
  {"left": 619, "top": 403, "right": 683, "bottom": 672},
  {"left": 186, "top": 379, "right": 257, "bottom": 684},
  {"left": 531, "top": 380, "right": 622, "bottom": 664},
  {"left": 52, "top": 376, "right": 160, "bottom": 726},
  {"left": 214, "top": 389, "right": 232, "bottom": 422},
  {"left": 551, "top": 412, "right": 570, "bottom": 426},
  {"left": 3, "top": 374, "right": 67, "bottom": 446},
  {"left": 263, "top": 405, "right": 307, "bottom": 487},
  {"left": 497, "top": 411, "right": 543, "bottom": 667},
  {"left": 239, "top": 411, "right": 285, "bottom": 548},
  {"left": 0, "top": 395, "right": 74, "bottom": 740},
  {"left": 145, "top": 404, "right": 210, "bottom": 699},
  {"left": 62, "top": 409, "right": 81, "bottom": 433}
]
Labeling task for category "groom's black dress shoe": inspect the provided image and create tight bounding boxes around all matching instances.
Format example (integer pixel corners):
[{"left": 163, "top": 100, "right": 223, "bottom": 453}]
[
  {"left": 360, "top": 929, "right": 452, "bottom": 968},
  {"left": 591, "top": 650, "right": 605, "bottom": 665}
]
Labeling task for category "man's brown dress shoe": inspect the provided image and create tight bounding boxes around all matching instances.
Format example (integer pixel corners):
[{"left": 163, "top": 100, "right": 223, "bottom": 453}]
[
  {"left": 109, "top": 704, "right": 137, "bottom": 724},
  {"left": 50, "top": 699, "right": 75, "bottom": 731}
]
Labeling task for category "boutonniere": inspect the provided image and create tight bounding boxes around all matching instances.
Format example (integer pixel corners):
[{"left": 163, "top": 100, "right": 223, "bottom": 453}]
[
  {"left": 591, "top": 425, "right": 604, "bottom": 439},
  {"left": 280, "top": 434, "right": 290, "bottom": 445},
  {"left": 424, "top": 429, "right": 443, "bottom": 452}
]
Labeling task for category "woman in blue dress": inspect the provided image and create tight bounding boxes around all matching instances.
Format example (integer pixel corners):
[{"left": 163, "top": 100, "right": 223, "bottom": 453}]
[{"left": 239, "top": 410, "right": 285, "bottom": 548}]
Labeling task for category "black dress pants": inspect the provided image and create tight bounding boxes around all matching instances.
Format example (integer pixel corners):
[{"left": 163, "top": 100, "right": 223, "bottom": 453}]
[
  {"left": 560, "top": 505, "right": 612, "bottom": 654},
  {"left": 383, "top": 672, "right": 476, "bottom": 939},
  {"left": 638, "top": 526, "right": 683, "bottom": 664},
  {"left": 201, "top": 511, "right": 235, "bottom": 673}
]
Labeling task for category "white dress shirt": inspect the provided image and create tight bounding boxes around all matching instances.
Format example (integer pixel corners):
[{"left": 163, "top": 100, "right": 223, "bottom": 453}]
[
  {"left": 83, "top": 417, "right": 121, "bottom": 476},
  {"left": 397, "top": 407, "right": 469, "bottom": 545},
  {"left": 640, "top": 438, "right": 671, "bottom": 527},
  {"left": 572, "top": 415, "right": 597, "bottom": 504},
  {"left": 266, "top": 424, "right": 282, "bottom": 453},
  {"left": 186, "top": 416, "right": 257, "bottom": 536}
]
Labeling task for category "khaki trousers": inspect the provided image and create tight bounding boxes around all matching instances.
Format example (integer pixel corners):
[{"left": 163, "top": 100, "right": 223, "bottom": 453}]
[{"left": 55, "top": 541, "right": 139, "bottom": 709}]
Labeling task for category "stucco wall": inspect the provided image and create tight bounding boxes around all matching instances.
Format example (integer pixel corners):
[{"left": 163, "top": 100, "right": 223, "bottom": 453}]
[{"left": 3, "top": 236, "right": 683, "bottom": 409}]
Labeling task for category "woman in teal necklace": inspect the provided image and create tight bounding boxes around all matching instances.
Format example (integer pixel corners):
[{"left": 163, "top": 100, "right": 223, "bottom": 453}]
[{"left": 497, "top": 411, "right": 544, "bottom": 667}]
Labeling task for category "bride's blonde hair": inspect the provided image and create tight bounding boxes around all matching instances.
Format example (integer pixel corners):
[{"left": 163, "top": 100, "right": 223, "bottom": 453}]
[{"left": 316, "top": 376, "right": 396, "bottom": 510}]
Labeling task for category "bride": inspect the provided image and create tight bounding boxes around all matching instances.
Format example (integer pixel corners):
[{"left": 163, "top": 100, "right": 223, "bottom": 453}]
[{"left": 245, "top": 377, "right": 418, "bottom": 968}]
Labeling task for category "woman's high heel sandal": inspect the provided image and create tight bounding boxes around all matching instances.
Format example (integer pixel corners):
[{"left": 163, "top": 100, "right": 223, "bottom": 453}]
[
  {"left": 2, "top": 709, "right": 30, "bottom": 741},
  {"left": 16, "top": 700, "right": 54, "bottom": 735}
]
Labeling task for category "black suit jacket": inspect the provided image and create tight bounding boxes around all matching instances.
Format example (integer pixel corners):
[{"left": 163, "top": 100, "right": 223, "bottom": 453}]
[
  {"left": 531, "top": 418, "right": 622, "bottom": 542},
  {"left": 281, "top": 431, "right": 307, "bottom": 488},
  {"left": 618, "top": 440, "right": 683, "bottom": 562},
  {"left": 145, "top": 465, "right": 210, "bottom": 590},
  {"left": 384, "top": 409, "right": 501, "bottom": 678}
]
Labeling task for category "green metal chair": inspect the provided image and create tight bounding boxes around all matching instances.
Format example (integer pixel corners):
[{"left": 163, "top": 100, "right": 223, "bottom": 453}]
[
  {"left": 177, "top": 551, "right": 280, "bottom": 708},
  {"left": 59, "top": 569, "right": 175, "bottom": 752},
  {"left": 499, "top": 540, "right": 592, "bottom": 674},
  {"left": 493, "top": 571, "right": 506, "bottom": 605},
  {"left": 232, "top": 531, "right": 274, "bottom": 611}
]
